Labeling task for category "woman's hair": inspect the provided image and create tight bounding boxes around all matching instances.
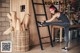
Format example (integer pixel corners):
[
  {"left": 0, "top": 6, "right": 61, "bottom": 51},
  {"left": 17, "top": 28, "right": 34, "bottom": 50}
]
[{"left": 49, "top": 5, "right": 58, "bottom": 13}]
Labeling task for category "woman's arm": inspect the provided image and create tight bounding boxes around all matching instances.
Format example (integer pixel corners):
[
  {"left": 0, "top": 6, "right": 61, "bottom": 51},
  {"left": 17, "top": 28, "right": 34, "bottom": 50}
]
[{"left": 46, "top": 13, "right": 60, "bottom": 22}]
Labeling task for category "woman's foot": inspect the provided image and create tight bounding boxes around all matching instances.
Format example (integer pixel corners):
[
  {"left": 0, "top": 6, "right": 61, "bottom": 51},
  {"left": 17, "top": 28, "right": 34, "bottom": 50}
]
[
  {"left": 37, "top": 21, "right": 43, "bottom": 26},
  {"left": 37, "top": 21, "right": 47, "bottom": 26},
  {"left": 62, "top": 47, "right": 69, "bottom": 51}
]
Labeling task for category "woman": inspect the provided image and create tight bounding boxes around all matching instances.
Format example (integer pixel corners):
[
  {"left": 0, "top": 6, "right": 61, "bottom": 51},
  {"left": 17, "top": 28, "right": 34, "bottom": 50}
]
[{"left": 38, "top": 5, "right": 70, "bottom": 51}]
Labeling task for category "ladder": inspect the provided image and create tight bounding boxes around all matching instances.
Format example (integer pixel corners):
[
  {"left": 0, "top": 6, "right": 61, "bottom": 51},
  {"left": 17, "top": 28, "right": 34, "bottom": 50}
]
[{"left": 32, "top": 0, "right": 53, "bottom": 50}]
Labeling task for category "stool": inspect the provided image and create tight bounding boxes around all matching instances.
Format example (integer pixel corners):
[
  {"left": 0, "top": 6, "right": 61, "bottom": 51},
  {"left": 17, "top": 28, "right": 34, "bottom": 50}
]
[{"left": 51, "top": 25, "right": 63, "bottom": 42}]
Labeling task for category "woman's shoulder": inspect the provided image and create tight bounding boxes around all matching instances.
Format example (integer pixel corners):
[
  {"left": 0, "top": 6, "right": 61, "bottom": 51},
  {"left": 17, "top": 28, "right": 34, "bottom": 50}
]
[
  {"left": 55, "top": 12, "right": 61, "bottom": 15},
  {"left": 55, "top": 12, "right": 61, "bottom": 17}
]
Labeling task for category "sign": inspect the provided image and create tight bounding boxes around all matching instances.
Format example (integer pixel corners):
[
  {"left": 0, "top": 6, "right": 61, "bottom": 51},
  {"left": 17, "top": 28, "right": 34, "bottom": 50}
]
[{"left": 1, "top": 41, "right": 12, "bottom": 52}]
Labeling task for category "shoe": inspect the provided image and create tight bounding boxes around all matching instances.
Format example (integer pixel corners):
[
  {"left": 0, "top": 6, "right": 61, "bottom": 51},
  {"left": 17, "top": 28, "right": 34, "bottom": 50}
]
[
  {"left": 62, "top": 47, "right": 69, "bottom": 51},
  {"left": 37, "top": 21, "right": 47, "bottom": 27},
  {"left": 37, "top": 21, "right": 43, "bottom": 27}
]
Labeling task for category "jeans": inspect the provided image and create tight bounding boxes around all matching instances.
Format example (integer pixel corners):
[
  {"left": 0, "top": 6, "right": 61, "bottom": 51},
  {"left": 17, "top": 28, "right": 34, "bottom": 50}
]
[{"left": 43, "top": 21, "right": 70, "bottom": 47}]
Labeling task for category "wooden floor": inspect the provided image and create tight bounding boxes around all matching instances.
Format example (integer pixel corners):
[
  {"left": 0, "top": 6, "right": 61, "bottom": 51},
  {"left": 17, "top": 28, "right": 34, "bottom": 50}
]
[
  {"left": 0, "top": 39, "right": 80, "bottom": 53},
  {"left": 27, "top": 39, "right": 80, "bottom": 53}
]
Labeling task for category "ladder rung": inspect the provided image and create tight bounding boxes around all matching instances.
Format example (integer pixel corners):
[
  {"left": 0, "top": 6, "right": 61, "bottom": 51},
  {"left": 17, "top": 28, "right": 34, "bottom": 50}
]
[
  {"left": 42, "top": 42, "right": 50, "bottom": 44},
  {"left": 41, "top": 36, "right": 50, "bottom": 39},
  {"left": 33, "top": 3, "right": 43, "bottom": 5},
  {"left": 36, "top": 14, "right": 46, "bottom": 16}
]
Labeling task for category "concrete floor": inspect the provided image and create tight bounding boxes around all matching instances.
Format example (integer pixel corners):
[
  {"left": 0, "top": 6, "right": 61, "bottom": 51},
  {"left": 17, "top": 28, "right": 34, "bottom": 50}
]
[{"left": 0, "top": 39, "right": 80, "bottom": 53}]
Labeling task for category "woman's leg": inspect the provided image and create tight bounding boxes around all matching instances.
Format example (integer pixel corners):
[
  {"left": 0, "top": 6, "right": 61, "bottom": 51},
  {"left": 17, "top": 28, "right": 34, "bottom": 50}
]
[
  {"left": 43, "top": 21, "right": 70, "bottom": 51},
  {"left": 62, "top": 27, "right": 69, "bottom": 51},
  {"left": 43, "top": 22, "right": 69, "bottom": 27},
  {"left": 38, "top": 21, "right": 70, "bottom": 50}
]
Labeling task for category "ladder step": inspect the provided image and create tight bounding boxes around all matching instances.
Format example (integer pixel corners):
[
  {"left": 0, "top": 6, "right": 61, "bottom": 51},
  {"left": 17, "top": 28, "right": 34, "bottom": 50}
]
[
  {"left": 33, "top": 3, "right": 43, "bottom": 5},
  {"left": 41, "top": 36, "right": 50, "bottom": 39},
  {"left": 36, "top": 14, "right": 46, "bottom": 16},
  {"left": 42, "top": 42, "right": 50, "bottom": 44}
]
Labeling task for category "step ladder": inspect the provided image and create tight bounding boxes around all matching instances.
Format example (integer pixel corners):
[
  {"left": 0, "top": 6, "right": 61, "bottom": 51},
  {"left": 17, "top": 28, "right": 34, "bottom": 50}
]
[{"left": 31, "top": 0, "right": 53, "bottom": 50}]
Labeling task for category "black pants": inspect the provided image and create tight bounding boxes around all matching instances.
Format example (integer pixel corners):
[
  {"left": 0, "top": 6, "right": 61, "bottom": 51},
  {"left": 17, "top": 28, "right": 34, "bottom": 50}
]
[{"left": 43, "top": 22, "right": 70, "bottom": 47}]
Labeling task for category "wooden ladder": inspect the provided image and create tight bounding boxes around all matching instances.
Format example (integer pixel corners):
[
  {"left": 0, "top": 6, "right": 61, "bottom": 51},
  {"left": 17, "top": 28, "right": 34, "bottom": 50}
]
[{"left": 31, "top": 0, "right": 53, "bottom": 50}]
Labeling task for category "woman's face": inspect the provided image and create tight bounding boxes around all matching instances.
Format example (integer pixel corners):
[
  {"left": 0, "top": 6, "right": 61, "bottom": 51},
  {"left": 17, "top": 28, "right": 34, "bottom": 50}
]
[{"left": 49, "top": 9, "right": 55, "bottom": 14}]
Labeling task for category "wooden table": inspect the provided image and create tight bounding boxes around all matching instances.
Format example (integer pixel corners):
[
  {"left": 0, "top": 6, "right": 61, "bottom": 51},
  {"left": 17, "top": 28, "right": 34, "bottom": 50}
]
[
  {"left": 69, "top": 24, "right": 80, "bottom": 28},
  {"left": 51, "top": 24, "right": 80, "bottom": 42}
]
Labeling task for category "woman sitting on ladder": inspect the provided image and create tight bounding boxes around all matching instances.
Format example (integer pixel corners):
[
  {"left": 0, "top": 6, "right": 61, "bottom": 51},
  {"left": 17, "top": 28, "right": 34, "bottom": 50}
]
[{"left": 38, "top": 5, "right": 70, "bottom": 51}]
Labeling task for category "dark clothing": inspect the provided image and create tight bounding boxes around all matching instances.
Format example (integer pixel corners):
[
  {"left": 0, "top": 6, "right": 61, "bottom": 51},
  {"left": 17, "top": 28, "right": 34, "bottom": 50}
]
[
  {"left": 58, "top": 13, "right": 70, "bottom": 23},
  {"left": 43, "top": 22, "right": 70, "bottom": 27},
  {"left": 58, "top": 13, "right": 70, "bottom": 26},
  {"left": 43, "top": 13, "right": 70, "bottom": 47}
]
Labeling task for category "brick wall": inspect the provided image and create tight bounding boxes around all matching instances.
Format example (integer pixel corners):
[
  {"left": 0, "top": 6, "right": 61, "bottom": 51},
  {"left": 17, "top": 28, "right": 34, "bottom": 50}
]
[{"left": 0, "top": 0, "right": 10, "bottom": 43}]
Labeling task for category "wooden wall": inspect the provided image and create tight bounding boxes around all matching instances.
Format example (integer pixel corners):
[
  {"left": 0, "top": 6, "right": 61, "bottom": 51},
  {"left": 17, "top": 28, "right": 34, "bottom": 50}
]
[
  {"left": 11, "top": 0, "right": 52, "bottom": 46},
  {"left": 0, "top": 0, "right": 10, "bottom": 44}
]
